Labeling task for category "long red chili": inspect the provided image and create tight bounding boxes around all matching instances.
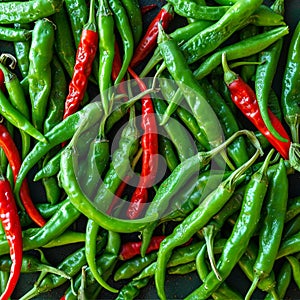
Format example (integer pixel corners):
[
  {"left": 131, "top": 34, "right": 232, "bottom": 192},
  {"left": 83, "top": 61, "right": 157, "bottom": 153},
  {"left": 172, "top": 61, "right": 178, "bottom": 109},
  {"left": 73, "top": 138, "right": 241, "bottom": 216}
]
[
  {"left": 129, "top": 3, "right": 174, "bottom": 68},
  {"left": 0, "top": 123, "right": 46, "bottom": 227},
  {"left": 119, "top": 236, "right": 165, "bottom": 260},
  {"left": 0, "top": 176, "right": 22, "bottom": 300},
  {"left": 126, "top": 67, "right": 158, "bottom": 219},
  {"left": 222, "top": 53, "right": 291, "bottom": 160},
  {"left": 63, "top": 0, "right": 98, "bottom": 120}
]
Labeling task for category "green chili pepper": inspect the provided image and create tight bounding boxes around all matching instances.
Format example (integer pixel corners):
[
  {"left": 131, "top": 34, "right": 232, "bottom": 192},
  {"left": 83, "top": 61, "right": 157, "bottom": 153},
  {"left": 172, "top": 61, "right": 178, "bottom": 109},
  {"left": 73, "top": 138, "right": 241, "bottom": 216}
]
[
  {"left": 52, "top": 5, "right": 76, "bottom": 78},
  {"left": 0, "top": 0, "right": 63, "bottom": 24},
  {"left": 157, "top": 24, "right": 223, "bottom": 150},
  {"left": 14, "top": 101, "right": 102, "bottom": 198},
  {"left": 108, "top": 0, "right": 134, "bottom": 84},
  {"left": 281, "top": 20, "right": 300, "bottom": 143},
  {"left": 168, "top": 0, "right": 230, "bottom": 21},
  {"left": 283, "top": 214, "right": 300, "bottom": 240},
  {"left": 43, "top": 56, "right": 67, "bottom": 134},
  {"left": 98, "top": 0, "right": 115, "bottom": 116},
  {"left": 185, "top": 150, "right": 274, "bottom": 300},
  {"left": 245, "top": 159, "right": 288, "bottom": 300},
  {"left": 158, "top": 135, "right": 179, "bottom": 172},
  {"left": 0, "top": 88, "right": 46, "bottom": 143},
  {"left": 114, "top": 251, "right": 158, "bottom": 281},
  {"left": 0, "top": 25, "right": 31, "bottom": 42},
  {"left": 13, "top": 23, "right": 31, "bottom": 78},
  {"left": 153, "top": 98, "right": 197, "bottom": 162},
  {"left": 193, "top": 26, "right": 289, "bottom": 80},
  {"left": 85, "top": 219, "right": 118, "bottom": 293},
  {"left": 0, "top": 62, "right": 31, "bottom": 158},
  {"left": 277, "top": 231, "right": 300, "bottom": 259},
  {"left": 285, "top": 196, "right": 300, "bottom": 222},
  {"left": 28, "top": 18, "right": 55, "bottom": 132},
  {"left": 64, "top": 0, "right": 88, "bottom": 47},
  {"left": 120, "top": 0, "right": 142, "bottom": 45},
  {"left": 286, "top": 255, "right": 300, "bottom": 289}
]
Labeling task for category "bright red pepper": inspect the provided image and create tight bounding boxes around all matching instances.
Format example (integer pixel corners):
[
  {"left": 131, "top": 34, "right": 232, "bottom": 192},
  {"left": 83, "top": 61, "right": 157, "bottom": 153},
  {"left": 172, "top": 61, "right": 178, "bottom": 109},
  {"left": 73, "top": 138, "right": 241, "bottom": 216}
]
[
  {"left": 119, "top": 236, "right": 165, "bottom": 260},
  {"left": 126, "top": 67, "right": 158, "bottom": 219},
  {"left": 129, "top": 3, "right": 174, "bottom": 68},
  {"left": 222, "top": 53, "right": 291, "bottom": 159},
  {"left": 63, "top": 0, "right": 98, "bottom": 120},
  {"left": 0, "top": 176, "right": 22, "bottom": 300},
  {"left": 0, "top": 124, "right": 46, "bottom": 227}
]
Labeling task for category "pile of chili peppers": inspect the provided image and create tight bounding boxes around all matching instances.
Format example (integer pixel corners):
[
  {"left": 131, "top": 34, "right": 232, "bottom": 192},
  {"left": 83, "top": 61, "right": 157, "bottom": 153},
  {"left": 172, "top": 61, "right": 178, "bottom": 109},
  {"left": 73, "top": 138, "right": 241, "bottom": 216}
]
[{"left": 0, "top": 0, "right": 299, "bottom": 299}]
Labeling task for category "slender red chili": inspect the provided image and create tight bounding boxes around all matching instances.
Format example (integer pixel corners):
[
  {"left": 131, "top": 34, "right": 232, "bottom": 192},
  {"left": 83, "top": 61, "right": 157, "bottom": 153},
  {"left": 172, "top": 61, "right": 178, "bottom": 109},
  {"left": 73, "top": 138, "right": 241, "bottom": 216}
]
[
  {"left": 141, "top": 4, "right": 158, "bottom": 15},
  {"left": 119, "top": 236, "right": 165, "bottom": 260},
  {"left": 129, "top": 3, "right": 174, "bottom": 68},
  {"left": 126, "top": 67, "right": 158, "bottom": 219},
  {"left": 63, "top": 0, "right": 98, "bottom": 120},
  {"left": 222, "top": 54, "right": 291, "bottom": 160},
  {"left": 0, "top": 176, "right": 22, "bottom": 300},
  {"left": 0, "top": 123, "right": 46, "bottom": 227}
]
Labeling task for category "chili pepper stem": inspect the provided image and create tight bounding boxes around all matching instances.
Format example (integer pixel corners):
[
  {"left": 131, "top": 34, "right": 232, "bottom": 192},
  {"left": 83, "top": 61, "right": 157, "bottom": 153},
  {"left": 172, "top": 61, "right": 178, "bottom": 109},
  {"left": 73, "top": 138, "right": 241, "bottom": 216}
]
[
  {"left": 85, "top": 0, "right": 96, "bottom": 31},
  {"left": 202, "top": 225, "right": 222, "bottom": 281},
  {"left": 289, "top": 143, "right": 300, "bottom": 172}
]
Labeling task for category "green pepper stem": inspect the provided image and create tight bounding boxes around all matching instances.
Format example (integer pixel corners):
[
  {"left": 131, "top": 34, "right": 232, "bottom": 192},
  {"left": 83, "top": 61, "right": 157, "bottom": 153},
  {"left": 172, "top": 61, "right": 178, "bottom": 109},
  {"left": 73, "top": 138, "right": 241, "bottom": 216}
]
[
  {"left": 85, "top": 0, "right": 97, "bottom": 31},
  {"left": 222, "top": 52, "right": 238, "bottom": 86},
  {"left": 245, "top": 275, "right": 259, "bottom": 300}
]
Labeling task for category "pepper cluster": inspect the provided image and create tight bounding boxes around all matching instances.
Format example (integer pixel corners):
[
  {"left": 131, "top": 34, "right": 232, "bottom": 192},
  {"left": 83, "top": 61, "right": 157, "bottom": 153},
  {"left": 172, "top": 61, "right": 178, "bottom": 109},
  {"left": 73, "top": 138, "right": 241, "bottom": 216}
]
[{"left": 0, "top": 0, "right": 299, "bottom": 299}]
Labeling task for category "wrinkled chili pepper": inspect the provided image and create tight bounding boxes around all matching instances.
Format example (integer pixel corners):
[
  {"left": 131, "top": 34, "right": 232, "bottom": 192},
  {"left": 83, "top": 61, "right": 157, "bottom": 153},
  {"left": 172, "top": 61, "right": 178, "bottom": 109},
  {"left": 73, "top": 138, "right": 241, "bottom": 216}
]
[
  {"left": 0, "top": 123, "right": 45, "bottom": 227},
  {"left": 63, "top": 0, "right": 98, "bottom": 120},
  {"left": 119, "top": 236, "right": 165, "bottom": 260},
  {"left": 222, "top": 53, "right": 291, "bottom": 159},
  {"left": 126, "top": 67, "right": 158, "bottom": 219},
  {"left": 129, "top": 3, "right": 174, "bottom": 68},
  {"left": 0, "top": 174, "right": 22, "bottom": 300}
]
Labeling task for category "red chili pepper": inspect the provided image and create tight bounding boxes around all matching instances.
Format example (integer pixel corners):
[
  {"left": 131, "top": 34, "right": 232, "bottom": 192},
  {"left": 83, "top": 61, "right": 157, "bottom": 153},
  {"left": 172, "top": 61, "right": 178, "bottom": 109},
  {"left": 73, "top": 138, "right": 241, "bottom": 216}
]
[
  {"left": 0, "top": 176, "right": 22, "bottom": 300},
  {"left": 63, "top": 0, "right": 98, "bottom": 120},
  {"left": 126, "top": 67, "right": 158, "bottom": 219},
  {"left": 0, "top": 70, "right": 6, "bottom": 93},
  {"left": 222, "top": 53, "right": 291, "bottom": 159},
  {"left": 141, "top": 4, "right": 158, "bottom": 15},
  {"left": 0, "top": 123, "right": 46, "bottom": 227},
  {"left": 119, "top": 235, "right": 165, "bottom": 260},
  {"left": 129, "top": 3, "right": 174, "bottom": 68}
]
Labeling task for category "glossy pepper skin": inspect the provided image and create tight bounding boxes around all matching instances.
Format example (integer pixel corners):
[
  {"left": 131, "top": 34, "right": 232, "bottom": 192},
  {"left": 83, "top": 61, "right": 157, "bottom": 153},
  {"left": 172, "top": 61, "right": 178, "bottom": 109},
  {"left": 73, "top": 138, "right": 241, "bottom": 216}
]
[
  {"left": 127, "top": 67, "right": 158, "bottom": 219},
  {"left": 129, "top": 3, "right": 174, "bottom": 68},
  {"left": 0, "top": 177, "right": 22, "bottom": 300},
  {"left": 63, "top": 0, "right": 98, "bottom": 120},
  {"left": 222, "top": 53, "right": 291, "bottom": 159},
  {"left": 0, "top": 124, "right": 46, "bottom": 227}
]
